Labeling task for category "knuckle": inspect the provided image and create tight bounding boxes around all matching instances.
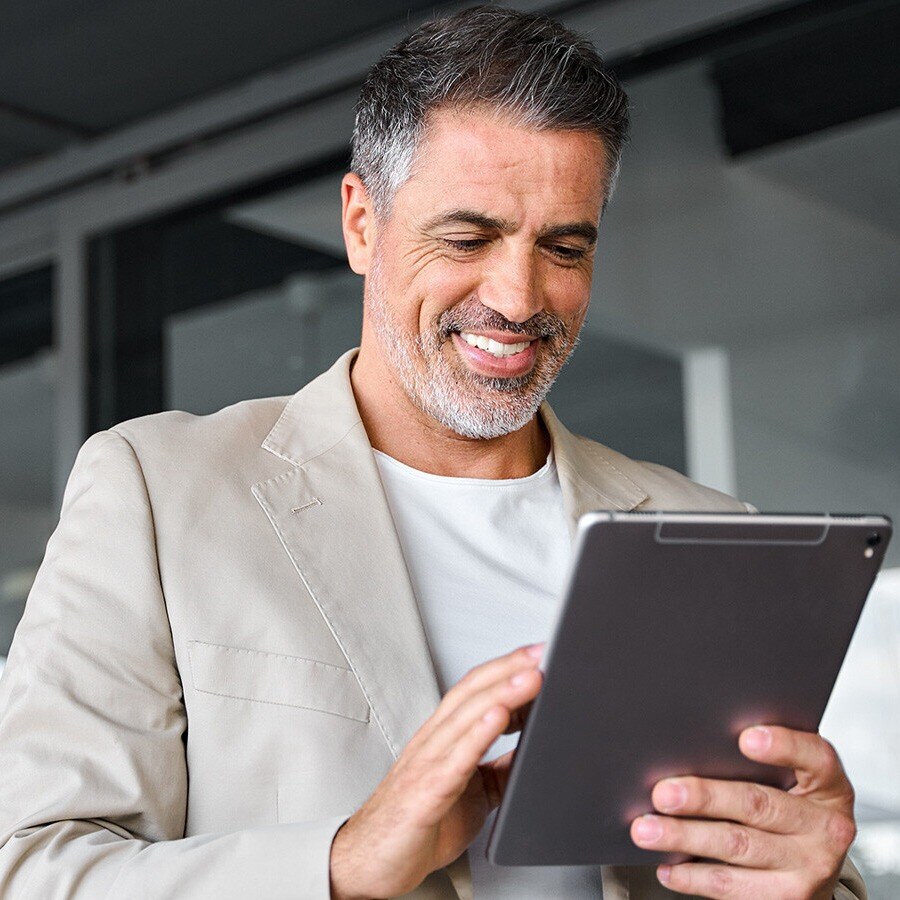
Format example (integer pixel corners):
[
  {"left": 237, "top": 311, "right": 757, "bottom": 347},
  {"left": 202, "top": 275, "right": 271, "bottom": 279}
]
[
  {"left": 440, "top": 683, "right": 465, "bottom": 709},
  {"left": 725, "top": 825, "right": 753, "bottom": 860},
  {"left": 743, "top": 783, "right": 774, "bottom": 826},
  {"left": 681, "top": 775, "right": 706, "bottom": 809},
  {"left": 491, "top": 704, "right": 512, "bottom": 729},
  {"left": 709, "top": 865, "right": 734, "bottom": 895},
  {"left": 825, "top": 812, "right": 857, "bottom": 853},
  {"left": 817, "top": 736, "right": 841, "bottom": 774}
]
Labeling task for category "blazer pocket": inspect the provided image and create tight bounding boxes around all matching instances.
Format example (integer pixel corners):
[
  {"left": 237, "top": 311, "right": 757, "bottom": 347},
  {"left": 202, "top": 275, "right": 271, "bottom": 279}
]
[{"left": 187, "top": 640, "right": 370, "bottom": 723}]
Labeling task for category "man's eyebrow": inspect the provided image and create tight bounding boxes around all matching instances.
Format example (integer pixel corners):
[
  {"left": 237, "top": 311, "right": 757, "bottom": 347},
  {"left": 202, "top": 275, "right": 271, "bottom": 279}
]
[
  {"left": 539, "top": 223, "right": 598, "bottom": 246},
  {"left": 422, "top": 209, "right": 516, "bottom": 232},
  {"left": 422, "top": 210, "right": 598, "bottom": 246}
]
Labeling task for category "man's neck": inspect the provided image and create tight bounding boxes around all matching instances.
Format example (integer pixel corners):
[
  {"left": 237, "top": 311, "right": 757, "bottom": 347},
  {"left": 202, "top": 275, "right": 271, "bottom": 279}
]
[{"left": 350, "top": 350, "right": 550, "bottom": 480}]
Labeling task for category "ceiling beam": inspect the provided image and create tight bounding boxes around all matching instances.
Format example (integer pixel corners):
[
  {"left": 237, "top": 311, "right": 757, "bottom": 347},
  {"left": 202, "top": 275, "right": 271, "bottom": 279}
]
[
  {"left": 0, "top": 0, "right": 777, "bottom": 217},
  {"left": 0, "top": 101, "right": 96, "bottom": 141}
]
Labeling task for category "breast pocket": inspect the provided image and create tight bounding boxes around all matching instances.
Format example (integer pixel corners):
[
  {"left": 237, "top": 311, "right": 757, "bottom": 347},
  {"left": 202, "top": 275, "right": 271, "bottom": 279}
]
[{"left": 187, "top": 640, "right": 370, "bottom": 723}]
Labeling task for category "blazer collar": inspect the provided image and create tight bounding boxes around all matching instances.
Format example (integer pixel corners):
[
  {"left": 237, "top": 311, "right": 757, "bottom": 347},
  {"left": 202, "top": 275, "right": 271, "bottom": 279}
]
[
  {"left": 263, "top": 347, "right": 650, "bottom": 518},
  {"left": 541, "top": 401, "right": 649, "bottom": 532},
  {"left": 261, "top": 347, "right": 367, "bottom": 468}
]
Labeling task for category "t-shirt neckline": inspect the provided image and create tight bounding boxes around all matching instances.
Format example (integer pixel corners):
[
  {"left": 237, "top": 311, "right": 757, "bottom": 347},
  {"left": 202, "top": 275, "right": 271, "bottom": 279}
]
[{"left": 372, "top": 447, "right": 556, "bottom": 487}]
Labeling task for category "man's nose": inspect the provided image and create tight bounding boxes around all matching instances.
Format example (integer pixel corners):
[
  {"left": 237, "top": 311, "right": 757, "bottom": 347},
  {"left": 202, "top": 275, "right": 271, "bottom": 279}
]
[{"left": 477, "top": 249, "right": 543, "bottom": 325}]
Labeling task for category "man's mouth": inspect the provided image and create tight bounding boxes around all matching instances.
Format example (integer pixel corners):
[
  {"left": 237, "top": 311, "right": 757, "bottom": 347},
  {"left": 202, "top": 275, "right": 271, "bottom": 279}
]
[
  {"left": 450, "top": 330, "right": 539, "bottom": 379},
  {"left": 457, "top": 331, "right": 534, "bottom": 358}
]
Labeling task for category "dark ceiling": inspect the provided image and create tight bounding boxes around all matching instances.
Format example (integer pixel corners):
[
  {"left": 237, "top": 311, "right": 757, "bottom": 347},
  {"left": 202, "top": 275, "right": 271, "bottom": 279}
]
[
  {"left": 1, "top": 1, "right": 898, "bottom": 184},
  {"left": 711, "top": 0, "right": 900, "bottom": 155},
  {"left": 0, "top": 0, "right": 458, "bottom": 172}
]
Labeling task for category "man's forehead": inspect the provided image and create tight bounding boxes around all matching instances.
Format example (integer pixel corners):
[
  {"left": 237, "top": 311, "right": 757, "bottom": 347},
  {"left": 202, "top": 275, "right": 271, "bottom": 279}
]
[
  {"left": 420, "top": 107, "right": 605, "bottom": 168},
  {"left": 404, "top": 106, "right": 609, "bottom": 215}
]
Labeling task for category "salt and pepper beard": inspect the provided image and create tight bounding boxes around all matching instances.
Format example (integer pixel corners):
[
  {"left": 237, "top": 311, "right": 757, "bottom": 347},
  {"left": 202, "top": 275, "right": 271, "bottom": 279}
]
[{"left": 365, "top": 250, "right": 583, "bottom": 440}]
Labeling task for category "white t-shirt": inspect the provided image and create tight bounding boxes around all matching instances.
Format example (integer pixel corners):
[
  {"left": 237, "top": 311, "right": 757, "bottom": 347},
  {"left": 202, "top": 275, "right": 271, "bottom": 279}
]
[{"left": 374, "top": 449, "right": 605, "bottom": 898}]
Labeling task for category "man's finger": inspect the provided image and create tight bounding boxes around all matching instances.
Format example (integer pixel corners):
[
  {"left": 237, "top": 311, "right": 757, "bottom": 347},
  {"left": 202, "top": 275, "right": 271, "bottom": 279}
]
[
  {"left": 738, "top": 727, "right": 849, "bottom": 799},
  {"left": 400, "top": 704, "right": 516, "bottom": 824},
  {"left": 631, "top": 814, "right": 794, "bottom": 869},
  {"left": 422, "top": 673, "right": 538, "bottom": 819},
  {"left": 650, "top": 776, "right": 818, "bottom": 835},
  {"left": 656, "top": 861, "right": 801, "bottom": 899},
  {"left": 423, "top": 644, "right": 543, "bottom": 734},
  {"left": 425, "top": 666, "right": 542, "bottom": 760}
]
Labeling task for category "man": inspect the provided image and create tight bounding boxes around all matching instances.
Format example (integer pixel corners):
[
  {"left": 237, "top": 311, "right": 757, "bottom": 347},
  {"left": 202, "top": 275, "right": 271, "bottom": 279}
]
[{"left": 0, "top": 6, "right": 865, "bottom": 899}]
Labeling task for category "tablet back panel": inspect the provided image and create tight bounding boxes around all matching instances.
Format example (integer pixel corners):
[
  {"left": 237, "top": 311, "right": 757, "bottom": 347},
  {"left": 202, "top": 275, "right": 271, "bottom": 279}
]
[{"left": 487, "top": 512, "right": 891, "bottom": 866}]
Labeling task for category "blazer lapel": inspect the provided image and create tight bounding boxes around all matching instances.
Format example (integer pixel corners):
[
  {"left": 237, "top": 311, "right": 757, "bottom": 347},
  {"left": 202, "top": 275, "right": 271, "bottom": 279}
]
[
  {"left": 252, "top": 349, "right": 440, "bottom": 759},
  {"left": 541, "top": 401, "right": 650, "bottom": 531}
]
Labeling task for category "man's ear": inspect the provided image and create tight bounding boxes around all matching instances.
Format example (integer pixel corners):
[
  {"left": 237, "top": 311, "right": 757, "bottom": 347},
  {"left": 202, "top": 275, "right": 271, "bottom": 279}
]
[{"left": 341, "top": 172, "right": 375, "bottom": 275}]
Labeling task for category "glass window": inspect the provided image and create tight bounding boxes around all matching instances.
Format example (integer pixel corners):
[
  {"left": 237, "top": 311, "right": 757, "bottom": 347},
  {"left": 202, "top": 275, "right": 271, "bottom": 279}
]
[{"left": 0, "top": 266, "right": 55, "bottom": 668}]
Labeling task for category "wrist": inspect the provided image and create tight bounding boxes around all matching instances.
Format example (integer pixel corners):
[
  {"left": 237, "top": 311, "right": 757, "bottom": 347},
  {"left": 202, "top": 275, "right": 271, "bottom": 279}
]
[
  {"left": 330, "top": 815, "right": 399, "bottom": 900},
  {"left": 329, "top": 819, "right": 368, "bottom": 900}
]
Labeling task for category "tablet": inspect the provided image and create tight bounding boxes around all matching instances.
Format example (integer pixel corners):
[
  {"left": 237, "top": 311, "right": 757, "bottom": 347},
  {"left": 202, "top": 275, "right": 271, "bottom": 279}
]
[{"left": 487, "top": 511, "right": 892, "bottom": 867}]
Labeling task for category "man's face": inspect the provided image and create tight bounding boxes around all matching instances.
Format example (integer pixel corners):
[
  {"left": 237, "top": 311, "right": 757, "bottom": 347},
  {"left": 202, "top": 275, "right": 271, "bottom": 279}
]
[{"left": 357, "top": 107, "right": 609, "bottom": 439}]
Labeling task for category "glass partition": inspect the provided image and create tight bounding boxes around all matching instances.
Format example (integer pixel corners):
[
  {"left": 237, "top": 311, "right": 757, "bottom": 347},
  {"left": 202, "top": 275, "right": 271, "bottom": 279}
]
[{"left": 0, "top": 267, "right": 56, "bottom": 667}]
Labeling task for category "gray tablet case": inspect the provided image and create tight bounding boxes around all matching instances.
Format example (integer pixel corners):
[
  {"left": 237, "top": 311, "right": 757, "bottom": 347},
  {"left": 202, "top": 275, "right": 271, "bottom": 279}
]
[{"left": 487, "top": 512, "right": 892, "bottom": 867}]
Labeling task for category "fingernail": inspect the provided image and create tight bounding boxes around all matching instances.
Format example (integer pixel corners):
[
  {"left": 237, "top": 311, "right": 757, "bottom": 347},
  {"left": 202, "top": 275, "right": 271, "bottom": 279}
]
[
  {"left": 745, "top": 726, "right": 772, "bottom": 752},
  {"left": 510, "top": 671, "right": 530, "bottom": 686},
  {"left": 656, "top": 779, "right": 687, "bottom": 812},
  {"left": 526, "top": 643, "right": 545, "bottom": 660},
  {"left": 633, "top": 815, "right": 663, "bottom": 844},
  {"left": 658, "top": 865, "right": 672, "bottom": 886}
]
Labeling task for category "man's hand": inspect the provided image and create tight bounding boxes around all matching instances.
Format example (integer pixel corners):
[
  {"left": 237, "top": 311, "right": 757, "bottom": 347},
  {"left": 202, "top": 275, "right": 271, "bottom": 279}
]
[
  {"left": 329, "top": 644, "right": 543, "bottom": 900},
  {"left": 629, "top": 726, "right": 857, "bottom": 899}
]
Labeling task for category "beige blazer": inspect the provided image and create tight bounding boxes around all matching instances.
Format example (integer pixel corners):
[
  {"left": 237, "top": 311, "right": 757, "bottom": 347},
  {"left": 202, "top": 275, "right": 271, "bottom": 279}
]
[{"left": 0, "top": 349, "right": 865, "bottom": 899}]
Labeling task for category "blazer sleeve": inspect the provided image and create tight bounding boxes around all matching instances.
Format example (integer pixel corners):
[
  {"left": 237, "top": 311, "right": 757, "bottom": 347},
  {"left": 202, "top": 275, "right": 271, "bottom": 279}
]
[
  {"left": 0, "top": 430, "right": 347, "bottom": 898},
  {"left": 835, "top": 855, "right": 868, "bottom": 899}
]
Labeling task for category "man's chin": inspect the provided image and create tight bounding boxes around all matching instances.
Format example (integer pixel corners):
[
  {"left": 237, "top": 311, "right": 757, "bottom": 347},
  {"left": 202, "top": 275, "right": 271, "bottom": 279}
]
[{"left": 420, "top": 381, "right": 547, "bottom": 440}]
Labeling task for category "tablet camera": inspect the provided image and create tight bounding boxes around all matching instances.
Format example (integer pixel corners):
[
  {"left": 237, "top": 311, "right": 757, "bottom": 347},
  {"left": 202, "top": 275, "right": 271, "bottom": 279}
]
[{"left": 864, "top": 532, "right": 882, "bottom": 558}]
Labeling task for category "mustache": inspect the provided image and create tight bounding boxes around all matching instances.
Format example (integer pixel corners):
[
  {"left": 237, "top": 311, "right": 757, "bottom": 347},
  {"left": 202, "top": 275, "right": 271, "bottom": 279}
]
[{"left": 437, "top": 299, "right": 568, "bottom": 341}]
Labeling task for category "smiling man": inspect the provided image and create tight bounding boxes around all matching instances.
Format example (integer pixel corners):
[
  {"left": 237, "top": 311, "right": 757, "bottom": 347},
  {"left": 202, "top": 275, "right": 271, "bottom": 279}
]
[{"left": 0, "top": 6, "right": 866, "bottom": 900}]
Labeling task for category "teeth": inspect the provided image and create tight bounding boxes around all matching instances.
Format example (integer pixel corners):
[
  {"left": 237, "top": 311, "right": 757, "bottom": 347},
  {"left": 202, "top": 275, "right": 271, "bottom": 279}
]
[{"left": 460, "top": 332, "right": 531, "bottom": 358}]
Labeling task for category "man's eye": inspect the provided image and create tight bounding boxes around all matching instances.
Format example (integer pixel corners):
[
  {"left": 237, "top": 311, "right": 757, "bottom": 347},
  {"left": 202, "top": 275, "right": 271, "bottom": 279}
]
[
  {"left": 443, "top": 238, "right": 488, "bottom": 252},
  {"left": 546, "top": 245, "right": 587, "bottom": 262}
]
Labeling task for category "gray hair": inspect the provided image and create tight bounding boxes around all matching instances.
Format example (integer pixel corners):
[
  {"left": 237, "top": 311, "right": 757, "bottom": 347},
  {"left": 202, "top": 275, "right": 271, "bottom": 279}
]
[{"left": 351, "top": 5, "right": 630, "bottom": 217}]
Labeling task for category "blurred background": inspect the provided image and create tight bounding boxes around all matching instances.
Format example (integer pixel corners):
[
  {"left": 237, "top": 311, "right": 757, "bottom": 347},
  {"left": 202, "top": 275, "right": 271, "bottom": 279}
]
[{"left": 0, "top": 0, "right": 897, "bottom": 891}]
